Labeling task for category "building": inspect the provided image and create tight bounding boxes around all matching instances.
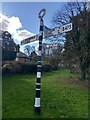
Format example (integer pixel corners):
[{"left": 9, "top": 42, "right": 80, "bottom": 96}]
[{"left": 17, "top": 52, "right": 31, "bottom": 63}]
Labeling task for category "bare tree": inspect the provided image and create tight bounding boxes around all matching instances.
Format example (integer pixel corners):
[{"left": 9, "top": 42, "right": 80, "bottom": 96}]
[
  {"left": 52, "top": 2, "right": 90, "bottom": 80},
  {"left": 24, "top": 45, "right": 35, "bottom": 56}
]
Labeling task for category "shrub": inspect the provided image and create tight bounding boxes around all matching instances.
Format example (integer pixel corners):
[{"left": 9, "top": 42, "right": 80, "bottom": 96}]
[
  {"left": 49, "top": 60, "right": 59, "bottom": 70},
  {"left": 21, "top": 63, "right": 52, "bottom": 74},
  {"left": 42, "top": 64, "right": 52, "bottom": 72},
  {"left": 21, "top": 63, "right": 37, "bottom": 74},
  {"left": 2, "top": 64, "right": 12, "bottom": 75},
  {"left": 2, "top": 63, "right": 52, "bottom": 75},
  {"left": 47, "top": 56, "right": 61, "bottom": 70},
  {"left": 11, "top": 63, "right": 22, "bottom": 74}
]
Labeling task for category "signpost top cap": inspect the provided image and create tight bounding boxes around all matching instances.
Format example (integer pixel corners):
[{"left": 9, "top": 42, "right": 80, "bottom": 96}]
[{"left": 39, "top": 8, "right": 46, "bottom": 18}]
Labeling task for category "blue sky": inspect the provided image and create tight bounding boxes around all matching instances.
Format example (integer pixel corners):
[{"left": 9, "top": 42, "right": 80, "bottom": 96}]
[
  {"left": 1, "top": 2, "right": 66, "bottom": 52},
  {"left": 2, "top": 2, "right": 65, "bottom": 34}
]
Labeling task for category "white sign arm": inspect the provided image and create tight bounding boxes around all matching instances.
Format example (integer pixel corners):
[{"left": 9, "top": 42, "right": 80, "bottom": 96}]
[
  {"left": 21, "top": 34, "right": 39, "bottom": 45},
  {"left": 44, "top": 23, "right": 72, "bottom": 38}
]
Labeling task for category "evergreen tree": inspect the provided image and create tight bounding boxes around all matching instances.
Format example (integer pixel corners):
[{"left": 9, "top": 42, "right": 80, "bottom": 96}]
[{"left": 2, "top": 31, "right": 17, "bottom": 61}]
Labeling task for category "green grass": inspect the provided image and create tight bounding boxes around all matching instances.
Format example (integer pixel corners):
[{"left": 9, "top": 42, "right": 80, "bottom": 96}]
[{"left": 2, "top": 70, "right": 88, "bottom": 118}]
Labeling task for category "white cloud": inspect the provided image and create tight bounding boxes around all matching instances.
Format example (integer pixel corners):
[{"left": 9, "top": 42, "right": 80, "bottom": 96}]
[
  {"left": 7, "top": 16, "right": 22, "bottom": 33},
  {"left": 17, "top": 29, "right": 35, "bottom": 40},
  {"left": 0, "top": 12, "right": 34, "bottom": 43}
]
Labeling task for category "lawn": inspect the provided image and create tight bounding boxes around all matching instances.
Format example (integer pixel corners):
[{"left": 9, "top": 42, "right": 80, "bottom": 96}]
[{"left": 2, "top": 70, "right": 88, "bottom": 118}]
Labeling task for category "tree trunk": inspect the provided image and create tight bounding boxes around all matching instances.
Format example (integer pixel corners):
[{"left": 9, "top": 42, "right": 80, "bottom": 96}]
[{"left": 80, "top": 57, "right": 87, "bottom": 80}]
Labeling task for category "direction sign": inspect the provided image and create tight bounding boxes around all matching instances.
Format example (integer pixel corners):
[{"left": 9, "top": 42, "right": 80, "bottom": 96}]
[
  {"left": 44, "top": 23, "right": 72, "bottom": 38},
  {"left": 21, "top": 23, "right": 72, "bottom": 45},
  {"left": 21, "top": 34, "right": 39, "bottom": 45}
]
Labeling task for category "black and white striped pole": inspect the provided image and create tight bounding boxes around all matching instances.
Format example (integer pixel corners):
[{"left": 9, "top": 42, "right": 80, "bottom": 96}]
[
  {"left": 15, "top": 44, "right": 20, "bottom": 62},
  {"left": 34, "top": 9, "right": 46, "bottom": 113}
]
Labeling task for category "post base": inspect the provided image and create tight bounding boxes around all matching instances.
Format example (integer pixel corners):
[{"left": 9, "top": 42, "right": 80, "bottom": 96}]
[{"left": 34, "top": 107, "right": 41, "bottom": 114}]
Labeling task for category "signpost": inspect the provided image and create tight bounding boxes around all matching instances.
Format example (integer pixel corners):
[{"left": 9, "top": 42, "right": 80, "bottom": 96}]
[
  {"left": 20, "top": 8, "right": 72, "bottom": 113},
  {"left": 34, "top": 8, "right": 46, "bottom": 113}
]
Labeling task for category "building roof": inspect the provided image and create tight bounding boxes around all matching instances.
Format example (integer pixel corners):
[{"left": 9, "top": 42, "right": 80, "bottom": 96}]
[{"left": 18, "top": 52, "right": 30, "bottom": 59}]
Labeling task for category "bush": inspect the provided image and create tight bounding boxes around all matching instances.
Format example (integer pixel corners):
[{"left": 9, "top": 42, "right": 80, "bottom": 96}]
[
  {"left": 2, "top": 64, "right": 12, "bottom": 75},
  {"left": 21, "top": 63, "right": 52, "bottom": 74},
  {"left": 47, "top": 56, "right": 61, "bottom": 70},
  {"left": 2, "top": 63, "right": 52, "bottom": 75},
  {"left": 11, "top": 63, "right": 22, "bottom": 74},
  {"left": 42, "top": 64, "right": 52, "bottom": 72},
  {"left": 21, "top": 63, "right": 37, "bottom": 74}
]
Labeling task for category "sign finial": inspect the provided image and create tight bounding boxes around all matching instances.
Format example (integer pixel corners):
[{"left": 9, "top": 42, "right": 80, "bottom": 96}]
[{"left": 39, "top": 8, "right": 46, "bottom": 19}]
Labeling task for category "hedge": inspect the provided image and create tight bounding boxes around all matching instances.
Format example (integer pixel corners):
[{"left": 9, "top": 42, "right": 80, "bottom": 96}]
[
  {"left": 21, "top": 63, "right": 37, "bottom": 74},
  {"left": 2, "top": 63, "right": 52, "bottom": 75}
]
